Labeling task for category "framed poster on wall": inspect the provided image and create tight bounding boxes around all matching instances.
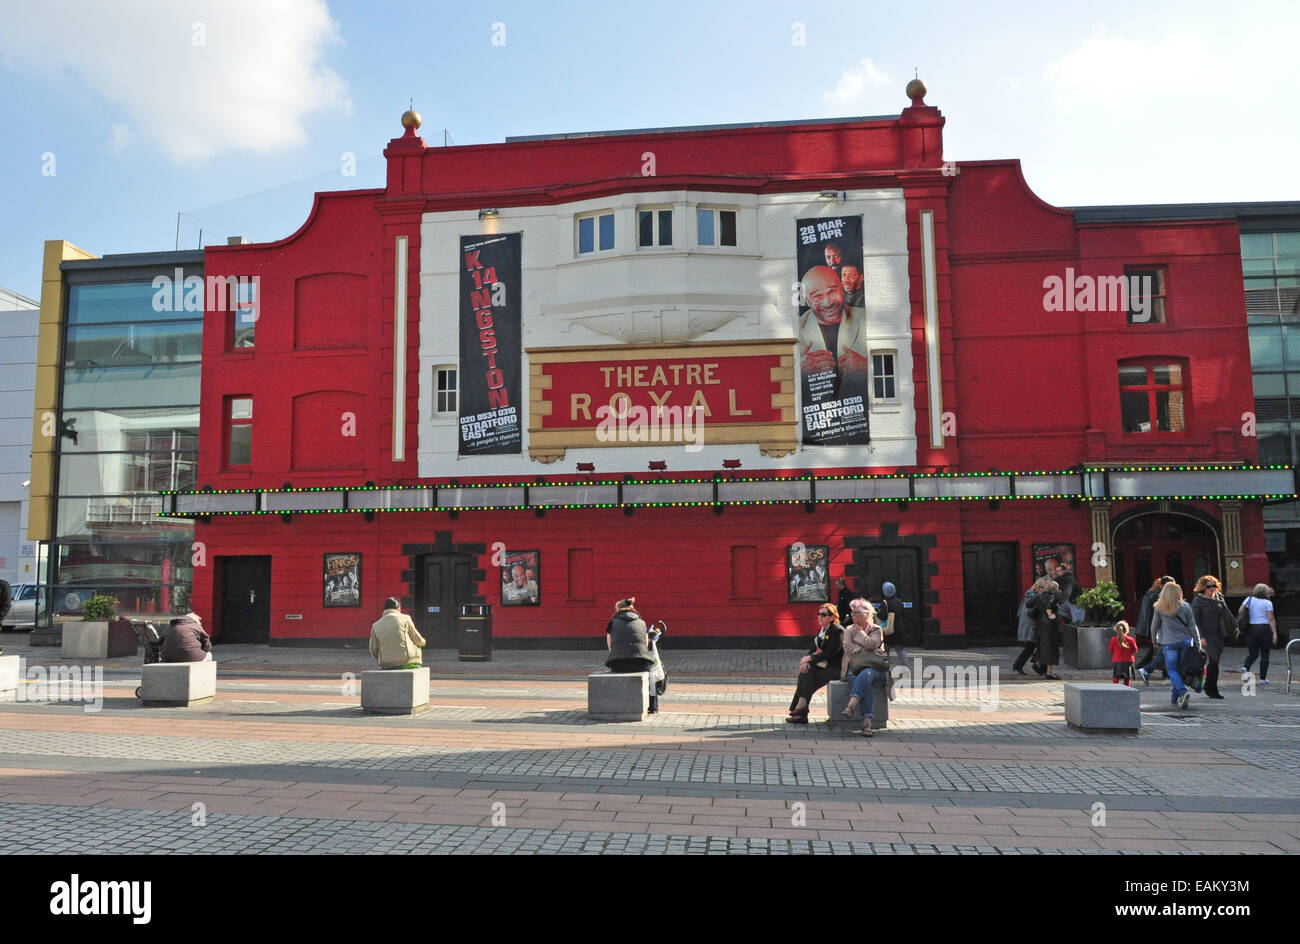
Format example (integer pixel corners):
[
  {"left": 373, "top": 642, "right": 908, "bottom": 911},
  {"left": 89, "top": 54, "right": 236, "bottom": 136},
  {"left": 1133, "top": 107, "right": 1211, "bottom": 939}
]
[
  {"left": 323, "top": 553, "right": 361, "bottom": 608},
  {"left": 500, "top": 550, "right": 540, "bottom": 606},
  {"left": 787, "top": 544, "right": 830, "bottom": 603},
  {"left": 1031, "top": 543, "right": 1075, "bottom": 579}
]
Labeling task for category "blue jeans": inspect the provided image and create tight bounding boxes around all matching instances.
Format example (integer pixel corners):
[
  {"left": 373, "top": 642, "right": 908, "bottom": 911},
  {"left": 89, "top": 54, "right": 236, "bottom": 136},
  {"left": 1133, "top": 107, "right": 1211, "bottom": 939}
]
[
  {"left": 1162, "top": 644, "right": 1189, "bottom": 700},
  {"left": 846, "top": 668, "right": 879, "bottom": 718}
]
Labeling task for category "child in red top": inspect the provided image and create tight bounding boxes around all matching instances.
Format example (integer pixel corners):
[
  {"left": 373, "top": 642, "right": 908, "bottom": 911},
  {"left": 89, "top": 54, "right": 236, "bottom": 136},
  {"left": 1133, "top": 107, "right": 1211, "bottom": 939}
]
[{"left": 1109, "top": 620, "right": 1138, "bottom": 686}]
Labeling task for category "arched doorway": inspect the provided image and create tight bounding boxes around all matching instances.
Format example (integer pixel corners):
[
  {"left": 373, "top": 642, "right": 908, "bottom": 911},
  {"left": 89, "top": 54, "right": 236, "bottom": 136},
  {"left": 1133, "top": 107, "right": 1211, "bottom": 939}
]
[{"left": 1112, "top": 512, "right": 1219, "bottom": 623}]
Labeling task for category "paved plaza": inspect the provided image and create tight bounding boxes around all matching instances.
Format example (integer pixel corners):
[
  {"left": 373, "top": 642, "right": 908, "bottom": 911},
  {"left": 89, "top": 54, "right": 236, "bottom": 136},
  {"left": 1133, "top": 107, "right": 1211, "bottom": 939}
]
[{"left": 0, "top": 637, "right": 1297, "bottom": 854}]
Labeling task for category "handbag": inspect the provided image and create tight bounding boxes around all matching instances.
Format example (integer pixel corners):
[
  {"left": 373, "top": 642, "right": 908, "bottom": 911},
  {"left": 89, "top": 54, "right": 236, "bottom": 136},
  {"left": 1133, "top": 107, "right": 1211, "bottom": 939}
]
[
  {"left": 1236, "top": 603, "right": 1251, "bottom": 632},
  {"left": 849, "top": 649, "right": 890, "bottom": 673},
  {"left": 1178, "top": 645, "right": 1206, "bottom": 678}
]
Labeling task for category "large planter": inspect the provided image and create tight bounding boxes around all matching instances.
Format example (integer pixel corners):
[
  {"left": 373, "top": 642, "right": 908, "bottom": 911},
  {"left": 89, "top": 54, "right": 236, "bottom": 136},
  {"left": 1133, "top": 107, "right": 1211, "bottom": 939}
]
[
  {"left": 61, "top": 621, "right": 109, "bottom": 659},
  {"left": 1063, "top": 623, "right": 1116, "bottom": 670}
]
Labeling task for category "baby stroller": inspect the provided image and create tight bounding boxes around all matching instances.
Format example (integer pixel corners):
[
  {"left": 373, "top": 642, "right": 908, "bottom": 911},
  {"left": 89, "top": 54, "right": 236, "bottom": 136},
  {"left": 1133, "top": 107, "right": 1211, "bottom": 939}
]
[
  {"left": 132, "top": 622, "right": 164, "bottom": 699},
  {"left": 647, "top": 620, "right": 668, "bottom": 698}
]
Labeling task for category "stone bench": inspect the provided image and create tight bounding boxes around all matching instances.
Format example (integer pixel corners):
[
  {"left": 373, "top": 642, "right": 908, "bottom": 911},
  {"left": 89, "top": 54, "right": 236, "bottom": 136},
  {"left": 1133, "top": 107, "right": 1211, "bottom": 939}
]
[
  {"left": 588, "top": 672, "right": 649, "bottom": 722},
  {"left": 62, "top": 622, "right": 109, "bottom": 660},
  {"left": 827, "top": 675, "right": 890, "bottom": 729},
  {"left": 0, "top": 655, "right": 18, "bottom": 695},
  {"left": 140, "top": 661, "right": 217, "bottom": 707},
  {"left": 1064, "top": 682, "right": 1140, "bottom": 732},
  {"left": 361, "top": 667, "right": 430, "bottom": 715}
]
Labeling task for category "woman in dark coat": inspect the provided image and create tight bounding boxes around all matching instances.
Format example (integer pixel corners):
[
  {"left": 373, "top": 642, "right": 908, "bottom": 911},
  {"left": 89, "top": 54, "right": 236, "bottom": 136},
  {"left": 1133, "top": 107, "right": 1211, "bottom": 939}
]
[
  {"left": 1135, "top": 575, "right": 1174, "bottom": 683},
  {"left": 786, "top": 603, "right": 844, "bottom": 723},
  {"left": 605, "top": 597, "right": 659, "bottom": 712},
  {"left": 1190, "top": 575, "right": 1237, "bottom": 699},
  {"left": 1025, "top": 579, "right": 1063, "bottom": 679}
]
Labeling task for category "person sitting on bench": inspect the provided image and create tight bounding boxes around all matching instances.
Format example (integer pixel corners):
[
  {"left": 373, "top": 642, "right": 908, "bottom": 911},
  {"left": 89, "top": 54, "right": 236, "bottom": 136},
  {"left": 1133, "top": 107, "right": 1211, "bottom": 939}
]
[
  {"left": 369, "top": 598, "right": 426, "bottom": 669},
  {"left": 160, "top": 612, "right": 212, "bottom": 663}
]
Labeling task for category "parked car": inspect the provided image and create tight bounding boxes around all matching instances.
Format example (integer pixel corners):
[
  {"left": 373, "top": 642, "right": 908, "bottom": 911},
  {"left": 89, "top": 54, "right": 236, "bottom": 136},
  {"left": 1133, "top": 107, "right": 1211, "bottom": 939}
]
[{"left": 1, "top": 583, "right": 40, "bottom": 631}]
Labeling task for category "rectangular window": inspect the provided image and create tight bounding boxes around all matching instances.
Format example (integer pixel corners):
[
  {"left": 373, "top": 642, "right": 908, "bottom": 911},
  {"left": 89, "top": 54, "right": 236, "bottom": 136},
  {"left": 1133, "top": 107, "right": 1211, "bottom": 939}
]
[
  {"left": 232, "top": 279, "right": 257, "bottom": 348},
  {"left": 226, "top": 397, "right": 252, "bottom": 467},
  {"left": 638, "top": 207, "right": 673, "bottom": 247},
  {"left": 697, "top": 208, "right": 737, "bottom": 247},
  {"left": 1118, "top": 362, "right": 1187, "bottom": 434},
  {"left": 1125, "top": 266, "right": 1167, "bottom": 324},
  {"left": 576, "top": 212, "right": 615, "bottom": 255},
  {"left": 871, "top": 352, "right": 897, "bottom": 400},
  {"left": 435, "top": 367, "right": 458, "bottom": 414},
  {"left": 731, "top": 546, "right": 757, "bottom": 598},
  {"left": 568, "top": 548, "right": 594, "bottom": 601}
]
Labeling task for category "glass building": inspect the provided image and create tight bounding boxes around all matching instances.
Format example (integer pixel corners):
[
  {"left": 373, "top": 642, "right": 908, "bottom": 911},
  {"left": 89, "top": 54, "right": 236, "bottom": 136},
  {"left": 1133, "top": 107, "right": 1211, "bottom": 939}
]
[{"left": 30, "top": 245, "right": 203, "bottom": 637}]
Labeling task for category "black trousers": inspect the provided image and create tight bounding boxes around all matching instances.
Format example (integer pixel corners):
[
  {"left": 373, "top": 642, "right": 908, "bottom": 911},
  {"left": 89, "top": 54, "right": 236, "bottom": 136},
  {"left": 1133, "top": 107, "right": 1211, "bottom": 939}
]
[
  {"left": 1243, "top": 625, "right": 1273, "bottom": 679},
  {"left": 1012, "top": 640, "right": 1038, "bottom": 672},
  {"left": 1205, "top": 648, "right": 1222, "bottom": 696},
  {"left": 790, "top": 664, "right": 841, "bottom": 712}
]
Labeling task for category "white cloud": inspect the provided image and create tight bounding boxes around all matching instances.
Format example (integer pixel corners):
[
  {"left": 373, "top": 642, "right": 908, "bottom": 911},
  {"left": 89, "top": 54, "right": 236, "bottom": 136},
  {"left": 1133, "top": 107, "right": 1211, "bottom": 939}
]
[
  {"left": 106, "top": 123, "right": 134, "bottom": 153},
  {"left": 823, "top": 57, "right": 892, "bottom": 107},
  {"left": 1043, "top": 33, "right": 1224, "bottom": 104},
  {"left": 0, "top": 0, "right": 350, "bottom": 162}
]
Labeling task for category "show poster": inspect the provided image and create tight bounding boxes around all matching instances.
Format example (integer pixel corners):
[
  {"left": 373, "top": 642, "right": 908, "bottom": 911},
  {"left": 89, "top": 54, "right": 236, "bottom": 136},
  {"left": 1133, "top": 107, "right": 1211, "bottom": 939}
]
[
  {"left": 323, "top": 553, "right": 361, "bottom": 608},
  {"left": 1032, "top": 544, "right": 1076, "bottom": 579},
  {"left": 787, "top": 544, "right": 830, "bottom": 603},
  {"left": 500, "top": 550, "right": 540, "bottom": 606},
  {"left": 458, "top": 233, "right": 522, "bottom": 455},
  {"left": 795, "top": 216, "right": 870, "bottom": 446}
]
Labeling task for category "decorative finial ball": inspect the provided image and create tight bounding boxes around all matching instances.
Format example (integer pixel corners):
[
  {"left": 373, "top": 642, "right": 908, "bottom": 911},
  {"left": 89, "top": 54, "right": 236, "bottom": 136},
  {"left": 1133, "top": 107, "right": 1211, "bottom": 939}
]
[
  {"left": 401, "top": 109, "right": 422, "bottom": 130},
  {"left": 905, "top": 78, "right": 927, "bottom": 100}
]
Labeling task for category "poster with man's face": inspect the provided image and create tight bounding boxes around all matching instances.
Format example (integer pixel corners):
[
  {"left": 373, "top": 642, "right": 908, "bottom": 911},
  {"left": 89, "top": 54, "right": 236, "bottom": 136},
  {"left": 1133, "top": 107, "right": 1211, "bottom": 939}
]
[
  {"left": 787, "top": 544, "right": 830, "bottom": 603},
  {"left": 796, "top": 217, "right": 870, "bottom": 445},
  {"left": 1032, "top": 544, "right": 1075, "bottom": 579},
  {"left": 500, "top": 550, "right": 540, "bottom": 606}
]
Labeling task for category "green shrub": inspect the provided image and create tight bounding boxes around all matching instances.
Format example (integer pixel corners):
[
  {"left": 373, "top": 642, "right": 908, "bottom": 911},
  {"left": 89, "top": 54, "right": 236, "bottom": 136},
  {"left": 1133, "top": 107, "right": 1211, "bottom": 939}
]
[
  {"left": 81, "top": 594, "right": 118, "bottom": 621},
  {"left": 1076, "top": 581, "right": 1124, "bottom": 624}
]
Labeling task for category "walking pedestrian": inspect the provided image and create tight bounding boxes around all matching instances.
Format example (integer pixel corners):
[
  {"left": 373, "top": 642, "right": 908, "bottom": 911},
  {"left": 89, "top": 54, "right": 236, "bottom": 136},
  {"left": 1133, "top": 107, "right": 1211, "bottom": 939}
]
[
  {"left": 1150, "top": 582, "right": 1202, "bottom": 709},
  {"left": 1013, "top": 578, "right": 1046, "bottom": 675},
  {"left": 836, "top": 577, "right": 854, "bottom": 624},
  {"left": 1135, "top": 576, "right": 1174, "bottom": 685},
  {"left": 1238, "top": 584, "right": 1278, "bottom": 686},
  {"left": 878, "top": 581, "right": 907, "bottom": 685},
  {"left": 1109, "top": 620, "right": 1137, "bottom": 686},
  {"left": 1025, "top": 578, "right": 1064, "bottom": 679},
  {"left": 1190, "top": 575, "right": 1237, "bottom": 699}
]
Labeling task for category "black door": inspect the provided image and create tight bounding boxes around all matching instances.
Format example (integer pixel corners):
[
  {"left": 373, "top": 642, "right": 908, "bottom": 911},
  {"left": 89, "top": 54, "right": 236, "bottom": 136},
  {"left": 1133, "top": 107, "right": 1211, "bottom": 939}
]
[
  {"left": 419, "top": 553, "right": 474, "bottom": 647},
  {"left": 962, "top": 543, "right": 1020, "bottom": 644},
  {"left": 857, "top": 547, "right": 922, "bottom": 647},
  {"left": 219, "top": 556, "right": 271, "bottom": 644}
]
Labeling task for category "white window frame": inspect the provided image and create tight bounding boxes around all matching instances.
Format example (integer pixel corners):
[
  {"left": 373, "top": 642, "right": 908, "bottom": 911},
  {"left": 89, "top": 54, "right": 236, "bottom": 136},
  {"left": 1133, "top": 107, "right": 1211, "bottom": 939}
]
[
  {"left": 696, "top": 207, "right": 738, "bottom": 248},
  {"left": 434, "top": 366, "right": 459, "bottom": 417},
  {"left": 637, "top": 205, "right": 674, "bottom": 248},
  {"left": 575, "top": 211, "right": 615, "bottom": 256},
  {"left": 870, "top": 350, "right": 901, "bottom": 408}
]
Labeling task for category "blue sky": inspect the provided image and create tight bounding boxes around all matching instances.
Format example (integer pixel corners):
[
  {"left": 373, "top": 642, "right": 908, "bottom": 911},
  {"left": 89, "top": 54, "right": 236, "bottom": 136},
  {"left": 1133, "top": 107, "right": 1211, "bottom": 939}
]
[{"left": 1, "top": 0, "right": 1297, "bottom": 300}]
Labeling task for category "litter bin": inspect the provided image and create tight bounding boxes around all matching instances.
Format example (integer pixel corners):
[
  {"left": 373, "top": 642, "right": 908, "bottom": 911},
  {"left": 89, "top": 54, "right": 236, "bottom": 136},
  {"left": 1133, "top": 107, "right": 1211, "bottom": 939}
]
[{"left": 458, "top": 603, "right": 492, "bottom": 662}]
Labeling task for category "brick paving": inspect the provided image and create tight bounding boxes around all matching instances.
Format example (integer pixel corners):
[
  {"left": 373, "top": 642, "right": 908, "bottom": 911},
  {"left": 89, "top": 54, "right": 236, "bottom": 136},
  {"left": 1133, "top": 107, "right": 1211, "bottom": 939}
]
[{"left": 0, "top": 636, "right": 1296, "bottom": 854}]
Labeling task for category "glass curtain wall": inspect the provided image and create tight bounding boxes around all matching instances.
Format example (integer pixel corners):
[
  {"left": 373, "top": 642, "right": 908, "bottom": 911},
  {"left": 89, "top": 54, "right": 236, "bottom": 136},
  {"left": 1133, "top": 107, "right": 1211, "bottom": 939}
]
[{"left": 52, "top": 279, "right": 199, "bottom": 621}]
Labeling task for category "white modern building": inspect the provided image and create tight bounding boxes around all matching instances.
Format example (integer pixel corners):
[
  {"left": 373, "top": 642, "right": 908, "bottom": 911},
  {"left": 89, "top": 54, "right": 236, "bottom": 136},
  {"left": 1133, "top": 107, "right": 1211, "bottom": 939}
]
[{"left": 0, "top": 285, "right": 39, "bottom": 588}]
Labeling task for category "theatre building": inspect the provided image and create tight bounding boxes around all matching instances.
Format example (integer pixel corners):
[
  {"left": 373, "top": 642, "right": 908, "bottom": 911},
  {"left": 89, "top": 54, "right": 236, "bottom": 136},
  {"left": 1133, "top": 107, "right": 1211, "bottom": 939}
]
[{"left": 169, "top": 81, "right": 1293, "bottom": 648}]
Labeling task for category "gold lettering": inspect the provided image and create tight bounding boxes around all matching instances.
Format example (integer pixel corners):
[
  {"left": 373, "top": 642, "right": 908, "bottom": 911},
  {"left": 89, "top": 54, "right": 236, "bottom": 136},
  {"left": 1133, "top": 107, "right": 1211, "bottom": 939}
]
[
  {"left": 650, "top": 365, "right": 668, "bottom": 386},
  {"left": 703, "top": 363, "right": 720, "bottom": 384},
  {"left": 686, "top": 364, "right": 702, "bottom": 385},
  {"left": 634, "top": 365, "right": 648, "bottom": 387},
  {"left": 670, "top": 364, "right": 684, "bottom": 385},
  {"left": 599, "top": 367, "right": 615, "bottom": 387},
  {"left": 689, "top": 389, "right": 712, "bottom": 417},
  {"left": 617, "top": 366, "right": 633, "bottom": 386},
  {"left": 571, "top": 393, "right": 591, "bottom": 421},
  {"left": 609, "top": 392, "right": 632, "bottom": 418},
  {"left": 648, "top": 390, "right": 671, "bottom": 418},
  {"left": 728, "top": 388, "right": 752, "bottom": 416}
]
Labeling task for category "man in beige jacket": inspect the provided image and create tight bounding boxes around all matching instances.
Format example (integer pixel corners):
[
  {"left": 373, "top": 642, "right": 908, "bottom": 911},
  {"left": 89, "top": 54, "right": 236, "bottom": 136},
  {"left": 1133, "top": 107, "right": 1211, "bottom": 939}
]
[{"left": 369, "top": 597, "right": 427, "bottom": 669}]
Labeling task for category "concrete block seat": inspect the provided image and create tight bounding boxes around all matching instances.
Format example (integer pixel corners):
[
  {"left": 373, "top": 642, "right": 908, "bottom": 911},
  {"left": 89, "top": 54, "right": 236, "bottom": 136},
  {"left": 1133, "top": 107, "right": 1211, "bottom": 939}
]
[
  {"left": 827, "top": 676, "right": 890, "bottom": 729},
  {"left": 1064, "top": 682, "right": 1140, "bottom": 732},
  {"left": 140, "top": 661, "right": 217, "bottom": 707},
  {"left": 0, "top": 655, "right": 18, "bottom": 695},
  {"left": 361, "top": 667, "right": 430, "bottom": 715},
  {"left": 62, "top": 622, "right": 109, "bottom": 660},
  {"left": 588, "top": 672, "right": 650, "bottom": 722}
]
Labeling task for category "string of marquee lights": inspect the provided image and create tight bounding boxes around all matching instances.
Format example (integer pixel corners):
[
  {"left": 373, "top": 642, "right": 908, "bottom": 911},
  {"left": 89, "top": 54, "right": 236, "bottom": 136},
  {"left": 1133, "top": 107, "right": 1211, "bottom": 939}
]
[{"left": 154, "top": 464, "right": 1298, "bottom": 518}]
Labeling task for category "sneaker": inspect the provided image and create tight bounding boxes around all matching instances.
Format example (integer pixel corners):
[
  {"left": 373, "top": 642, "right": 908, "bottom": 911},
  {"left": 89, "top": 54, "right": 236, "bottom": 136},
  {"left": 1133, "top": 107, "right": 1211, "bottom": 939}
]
[
  {"left": 1139, "top": 668, "right": 1150, "bottom": 686},
  {"left": 1258, "top": 678, "right": 1270, "bottom": 685},
  {"left": 1241, "top": 670, "right": 1252, "bottom": 684},
  {"left": 1178, "top": 692, "right": 1191, "bottom": 709}
]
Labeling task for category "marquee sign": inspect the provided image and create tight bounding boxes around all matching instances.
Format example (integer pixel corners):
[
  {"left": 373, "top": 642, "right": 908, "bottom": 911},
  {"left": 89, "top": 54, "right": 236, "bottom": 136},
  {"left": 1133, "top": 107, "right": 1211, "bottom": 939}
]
[{"left": 527, "top": 340, "right": 796, "bottom": 462}]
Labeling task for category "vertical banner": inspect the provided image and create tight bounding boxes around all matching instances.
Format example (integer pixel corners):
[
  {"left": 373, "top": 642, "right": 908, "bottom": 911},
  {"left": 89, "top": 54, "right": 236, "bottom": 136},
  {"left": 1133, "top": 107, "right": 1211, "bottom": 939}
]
[
  {"left": 795, "top": 216, "right": 870, "bottom": 445},
  {"left": 459, "top": 233, "right": 522, "bottom": 455}
]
